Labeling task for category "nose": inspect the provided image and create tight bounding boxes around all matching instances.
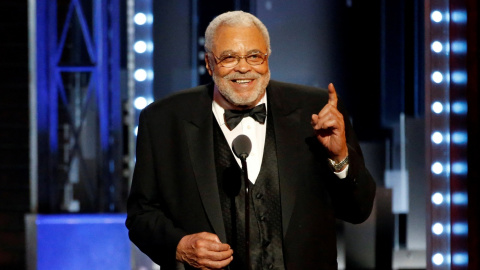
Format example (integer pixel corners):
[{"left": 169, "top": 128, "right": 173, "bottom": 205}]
[{"left": 233, "top": 56, "right": 252, "bottom": 73}]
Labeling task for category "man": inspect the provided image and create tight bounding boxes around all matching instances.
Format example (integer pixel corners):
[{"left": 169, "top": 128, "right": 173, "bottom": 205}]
[{"left": 126, "top": 10, "right": 375, "bottom": 270}]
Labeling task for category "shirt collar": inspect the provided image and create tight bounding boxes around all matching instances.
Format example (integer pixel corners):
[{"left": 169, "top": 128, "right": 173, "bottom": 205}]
[{"left": 212, "top": 94, "right": 267, "bottom": 128}]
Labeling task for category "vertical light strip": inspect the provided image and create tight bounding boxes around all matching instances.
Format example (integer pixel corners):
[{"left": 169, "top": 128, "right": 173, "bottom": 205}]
[
  {"left": 132, "top": 0, "right": 154, "bottom": 133},
  {"left": 127, "top": 0, "right": 154, "bottom": 186},
  {"left": 426, "top": 1, "right": 451, "bottom": 269},
  {"left": 449, "top": 3, "right": 469, "bottom": 268}
]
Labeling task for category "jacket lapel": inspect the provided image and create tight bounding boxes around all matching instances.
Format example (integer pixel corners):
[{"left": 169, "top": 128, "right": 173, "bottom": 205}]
[
  {"left": 267, "top": 82, "right": 303, "bottom": 237},
  {"left": 182, "top": 81, "right": 305, "bottom": 241},
  {"left": 183, "top": 85, "right": 227, "bottom": 242}
]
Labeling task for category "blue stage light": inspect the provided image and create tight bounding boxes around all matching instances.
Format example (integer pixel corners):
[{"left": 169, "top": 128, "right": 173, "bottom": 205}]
[
  {"left": 134, "top": 41, "right": 147, "bottom": 53},
  {"left": 451, "top": 71, "right": 467, "bottom": 84},
  {"left": 431, "top": 71, "right": 444, "bottom": 83},
  {"left": 431, "top": 11, "right": 443, "bottom": 22},
  {"left": 451, "top": 40, "right": 467, "bottom": 53},
  {"left": 432, "top": 192, "right": 444, "bottom": 205},
  {"left": 432, "top": 223, "right": 444, "bottom": 235},
  {"left": 432, "top": 253, "right": 444, "bottom": 265},
  {"left": 134, "top": 13, "right": 147, "bottom": 25},
  {"left": 431, "top": 162, "right": 444, "bottom": 174},
  {"left": 452, "top": 253, "right": 468, "bottom": 265},
  {"left": 431, "top": 41, "right": 443, "bottom": 53},
  {"left": 134, "top": 69, "right": 147, "bottom": 81},
  {"left": 452, "top": 162, "right": 467, "bottom": 175},
  {"left": 452, "top": 223, "right": 468, "bottom": 235},
  {"left": 451, "top": 192, "right": 468, "bottom": 205},
  {"left": 134, "top": 97, "right": 148, "bottom": 110},
  {"left": 431, "top": 132, "right": 443, "bottom": 144},
  {"left": 451, "top": 131, "right": 467, "bottom": 145},
  {"left": 451, "top": 11, "right": 467, "bottom": 23},
  {"left": 431, "top": 101, "right": 444, "bottom": 114},
  {"left": 451, "top": 101, "right": 467, "bottom": 114}
]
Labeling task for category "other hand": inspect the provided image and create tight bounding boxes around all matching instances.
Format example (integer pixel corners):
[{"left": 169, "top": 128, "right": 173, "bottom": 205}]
[
  {"left": 311, "top": 83, "right": 348, "bottom": 162},
  {"left": 176, "top": 232, "right": 234, "bottom": 269}
]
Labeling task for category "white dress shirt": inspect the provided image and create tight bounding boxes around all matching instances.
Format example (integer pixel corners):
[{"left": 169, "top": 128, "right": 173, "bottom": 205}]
[
  {"left": 212, "top": 95, "right": 267, "bottom": 184},
  {"left": 212, "top": 94, "right": 348, "bottom": 184}
]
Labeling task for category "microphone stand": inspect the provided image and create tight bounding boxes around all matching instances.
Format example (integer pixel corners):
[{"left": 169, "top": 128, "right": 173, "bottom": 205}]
[
  {"left": 232, "top": 134, "right": 252, "bottom": 270},
  {"left": 239, "top": 155, "right": 251, "bottom": 270}
]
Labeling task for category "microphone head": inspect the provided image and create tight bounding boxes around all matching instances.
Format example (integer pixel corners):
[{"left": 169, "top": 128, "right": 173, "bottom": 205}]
[{"left": 232, "top": 135, "right": 252, "bottom": 160}]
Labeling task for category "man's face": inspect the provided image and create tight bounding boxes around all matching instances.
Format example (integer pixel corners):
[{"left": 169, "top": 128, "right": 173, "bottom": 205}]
[{"left": 206, "top": 25, "right": 270, "bottom": 108}]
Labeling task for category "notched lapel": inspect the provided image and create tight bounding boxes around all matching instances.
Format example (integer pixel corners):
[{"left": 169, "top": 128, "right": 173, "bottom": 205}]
[
  {"left": 268, "top": 83, "right": 304, "bottom": 237},
  {"left": 183, "top": 92, "right": 227, "bottom": 243}
]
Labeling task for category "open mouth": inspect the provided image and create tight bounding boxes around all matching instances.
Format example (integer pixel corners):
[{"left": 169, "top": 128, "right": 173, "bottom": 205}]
[{"left": 232, "top": 79, "right": 253, "bottom": 84}]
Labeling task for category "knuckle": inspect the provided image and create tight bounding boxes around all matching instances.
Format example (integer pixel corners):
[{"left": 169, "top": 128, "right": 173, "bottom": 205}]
[{"left": 197, "top": 258, "right": 208, "bottom": 266}]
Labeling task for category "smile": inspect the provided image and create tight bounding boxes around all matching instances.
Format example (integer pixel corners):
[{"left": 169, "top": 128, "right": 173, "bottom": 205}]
[{"left": 232, "top": 79, "right": 253, "bottom": 84}]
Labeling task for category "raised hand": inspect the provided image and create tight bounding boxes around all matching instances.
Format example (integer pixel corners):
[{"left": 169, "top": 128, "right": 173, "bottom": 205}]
[
  {"left": 310, "top": 83, "right": 348, "bottom": 162},
  {"left": 176, "top": 232, "right": 234, "bottom": 269}
]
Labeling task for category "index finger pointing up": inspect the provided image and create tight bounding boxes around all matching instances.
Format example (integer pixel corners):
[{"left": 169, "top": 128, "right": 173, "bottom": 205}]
[{"left": 328, "top": 83, "right": 338, "bottom": 107}]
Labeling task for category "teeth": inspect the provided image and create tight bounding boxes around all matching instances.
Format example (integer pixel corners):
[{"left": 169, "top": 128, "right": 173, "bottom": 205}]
[{"left": 234, "top": 79, "right": 251, "bottom": 84}]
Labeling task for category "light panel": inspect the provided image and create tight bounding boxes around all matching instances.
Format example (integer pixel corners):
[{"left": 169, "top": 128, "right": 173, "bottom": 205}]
[
  {"left": 427, "top": 1, "right": 469, "bottom": 269},
  {"left": 129, "top": 0, "right": 154, "bottom": 138}
]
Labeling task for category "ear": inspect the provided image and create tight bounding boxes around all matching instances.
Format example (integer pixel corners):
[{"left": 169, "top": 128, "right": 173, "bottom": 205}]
[{"left": 205, "top": 53, "right": 213, "bottom": 76}]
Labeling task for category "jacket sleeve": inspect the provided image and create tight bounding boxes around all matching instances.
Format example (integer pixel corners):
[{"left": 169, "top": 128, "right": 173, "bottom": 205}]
[
  {"left": 125, "top": 109, "right": 186, "bottom": 267},
  {"left": 328, "top": 98, "right": 376, "bottom": 224}
]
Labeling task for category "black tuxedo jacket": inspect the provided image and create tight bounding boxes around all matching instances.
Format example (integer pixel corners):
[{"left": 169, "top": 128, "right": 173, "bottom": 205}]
[{"left": 126, "top": 80, "right": 376, "bottom": 269}]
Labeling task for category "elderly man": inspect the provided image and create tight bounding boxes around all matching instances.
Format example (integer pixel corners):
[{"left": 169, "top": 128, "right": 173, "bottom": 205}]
[{"left": 126, "top": 10, "right": 375, "bottom": 270}]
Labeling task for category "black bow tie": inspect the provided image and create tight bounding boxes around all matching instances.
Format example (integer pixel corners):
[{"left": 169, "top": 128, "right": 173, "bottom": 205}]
[{"left": 224, "top": 103, "right": 267, "bottom": 130}]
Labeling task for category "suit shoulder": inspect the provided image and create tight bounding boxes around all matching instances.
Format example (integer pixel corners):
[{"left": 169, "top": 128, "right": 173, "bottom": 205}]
[
  {"left": 142, "top": 84, "right": 212, "bottom": 115},
  {"left": 269, "top": 80, "right": 328, "bottom": 98}
]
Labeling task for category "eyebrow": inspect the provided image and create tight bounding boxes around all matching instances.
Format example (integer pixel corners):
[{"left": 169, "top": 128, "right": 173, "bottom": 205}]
[{"left": 218, "top": 49, "right": 264, "bottom": 57}]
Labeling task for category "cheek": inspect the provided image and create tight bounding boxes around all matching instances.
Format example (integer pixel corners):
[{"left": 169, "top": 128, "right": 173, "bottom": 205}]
[
  {"left": 214, "top": 68, "right": 232, "bottom": 78},
  {"left": 254, "top": 64, "right": 269, "bottom": 75}
]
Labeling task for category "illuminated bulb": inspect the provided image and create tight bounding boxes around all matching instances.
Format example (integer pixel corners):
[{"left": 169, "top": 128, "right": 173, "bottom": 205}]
[
  {"left": 452, "top": 192, "right": 468, "bottom": 205},
  {"left": 432, "top": 192, "right": 444, "bottom": 205},
  {"left": 134, "top": 97, "right": 148, "bottom": 110},
  {"left": 452, "top": 131, "right": 468, "bottom": 144},
  {"left": 451, "top": 41, "right": 467, "bottom": 53},
  {"left": 432, "top": 102, "right": 443, "bottom": 114},
  {"left": 432, "top": 71, "right": 443, "bottom": 83},
  {"left": 451, "top": 11, "right": 467, "bottom": 23},
  {"left": 452, "top": 223, "right": 468, "bottom": 235},
  {"left": 432, "top": 223, "right": 444, "bottom": 235},
  {"left": 431, "top": 132, "right": 443, "bottom": 144},
  {"left": 451, "top": 71, "right": 467, "bottom": 84},
  {"left": 432, "top": 162, "right": 443, "bottom": 174},
  {"left": 452, "top": 162, "right": 468, "bottom": 175},
  {"left": 134, "top": 41, "right": 147, "bottom": 53},
  {"left": 134, "top": 13, "right": 147, "bottom": 25},
  {"left": 432, "top": 253, "right": 444, "bottom": 265},
  {"left": 134, "top": 69, "right": 147, "bottom": 81},
  {"left": 452, "top": 101, "right": 467, "bottom": 114},
  {"left": 431, "top": 11, "right": 443, "bottom": 22},
  {"left": 452, "top": 253, "right": 468, "bottom": 265},
  {"left": 431, "top": 41, "right": 443, "bottom": 53}
]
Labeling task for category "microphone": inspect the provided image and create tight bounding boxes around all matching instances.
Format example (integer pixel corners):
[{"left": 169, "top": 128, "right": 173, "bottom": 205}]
[
  {"left": 232, "top": 134, "right": 252, "bottom": 160},
  {"left": 232, "top": 134, "right": 252, "bottom": 269}
]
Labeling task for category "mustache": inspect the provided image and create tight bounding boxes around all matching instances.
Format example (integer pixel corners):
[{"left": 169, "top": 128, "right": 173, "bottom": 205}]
[{"left": 223, "top": 72, "right": 261, "bottom": 80}]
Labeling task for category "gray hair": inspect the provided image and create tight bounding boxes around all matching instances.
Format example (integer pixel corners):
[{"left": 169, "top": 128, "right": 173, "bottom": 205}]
[{"left": 204, "top": 11, "right": 271, "bottom": 55}]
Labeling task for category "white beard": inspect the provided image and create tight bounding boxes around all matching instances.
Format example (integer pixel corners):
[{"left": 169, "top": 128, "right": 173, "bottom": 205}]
[{"left": 212, "top": 70, "right": 271, "bottom": 107}]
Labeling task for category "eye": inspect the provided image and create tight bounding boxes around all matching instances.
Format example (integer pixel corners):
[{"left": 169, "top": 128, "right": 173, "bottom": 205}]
[
  {"left": 246, "top": 53, "right": 264, "bottom": 64},
  {"left": 220, "top": 55, "right": 237, "bottom": 63}
]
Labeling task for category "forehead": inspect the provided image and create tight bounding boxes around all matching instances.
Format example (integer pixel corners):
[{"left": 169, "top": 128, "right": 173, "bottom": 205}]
[{"left": 212, "top": 25, "right": 267, "bottom": 54}]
